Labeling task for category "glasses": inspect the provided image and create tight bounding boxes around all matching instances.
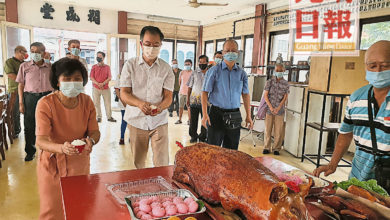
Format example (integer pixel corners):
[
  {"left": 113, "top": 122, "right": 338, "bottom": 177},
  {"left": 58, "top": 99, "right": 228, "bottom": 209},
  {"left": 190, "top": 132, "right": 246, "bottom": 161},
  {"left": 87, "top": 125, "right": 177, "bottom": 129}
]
[{"left": 366, "top": 62, "right": 390, "bottom": 70}]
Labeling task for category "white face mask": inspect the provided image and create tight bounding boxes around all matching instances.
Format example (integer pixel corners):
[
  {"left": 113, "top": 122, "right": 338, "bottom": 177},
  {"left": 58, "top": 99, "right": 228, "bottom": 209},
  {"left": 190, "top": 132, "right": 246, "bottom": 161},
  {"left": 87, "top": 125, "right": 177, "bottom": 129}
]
[
  {"left": 60, "top": 82, "right": 84, "bottom": 98},
  {"left": 143, "top": 46, "right": 161, "bottom": 59}
]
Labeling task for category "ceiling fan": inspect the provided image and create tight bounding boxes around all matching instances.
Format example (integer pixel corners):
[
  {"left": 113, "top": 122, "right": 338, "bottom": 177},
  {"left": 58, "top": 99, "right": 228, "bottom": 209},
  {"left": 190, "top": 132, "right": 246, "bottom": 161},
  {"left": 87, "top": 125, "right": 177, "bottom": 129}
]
[{"left": 188, "top": 0, "right": 229, "bottom": 8}]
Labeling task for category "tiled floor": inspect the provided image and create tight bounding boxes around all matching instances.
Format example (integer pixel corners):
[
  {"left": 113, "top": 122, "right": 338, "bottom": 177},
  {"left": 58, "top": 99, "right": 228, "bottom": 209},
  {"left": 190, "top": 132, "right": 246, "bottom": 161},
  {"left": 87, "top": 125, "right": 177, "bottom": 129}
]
[{"left": 0, "top": 110, "right": 352, "bottom": 220}]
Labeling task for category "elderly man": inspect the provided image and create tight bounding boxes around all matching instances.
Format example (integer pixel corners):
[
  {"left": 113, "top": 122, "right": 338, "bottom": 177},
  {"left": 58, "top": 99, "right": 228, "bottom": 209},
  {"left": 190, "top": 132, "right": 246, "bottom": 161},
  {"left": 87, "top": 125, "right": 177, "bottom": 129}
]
[
  {"left": 263, "top": 64, "right": 289, "bottom": 155},
  {"left": 120, "top": 26, "right": 174, "bottom": 169},
  {"left": 314, "top": 40, "right": 390, "bottom": 191},
  {"left": 67, "top": 39, "right": 88, "bottom": 70},
  {"left": 4, "top": 46, "right": 27, "bottom": 138},
  {"left": 16, "top": 42, "right": 53, "bottom": 161},
  {"left": 201, "top": 39, "right": 253, "bottom": 150},
  {"left": 169, "top": 59, "right": 181, "bottom": 118}
]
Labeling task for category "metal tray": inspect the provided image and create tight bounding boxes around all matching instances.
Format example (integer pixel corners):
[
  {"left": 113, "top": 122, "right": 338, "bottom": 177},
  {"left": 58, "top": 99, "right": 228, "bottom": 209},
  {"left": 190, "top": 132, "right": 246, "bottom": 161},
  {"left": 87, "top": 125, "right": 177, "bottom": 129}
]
[
  {"left": 125, "top": 189, "right": 206, "bottom": 220},
  {"left": 107, "top": 176, "right": 174, "bottom": 205}
]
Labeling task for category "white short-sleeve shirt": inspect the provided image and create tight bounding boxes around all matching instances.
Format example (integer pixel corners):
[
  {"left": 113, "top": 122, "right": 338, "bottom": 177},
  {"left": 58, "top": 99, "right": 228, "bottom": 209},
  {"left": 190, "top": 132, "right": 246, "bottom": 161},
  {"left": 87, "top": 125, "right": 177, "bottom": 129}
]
[{"left": 120, "top": 57, "right": 174, "bottom": 130}]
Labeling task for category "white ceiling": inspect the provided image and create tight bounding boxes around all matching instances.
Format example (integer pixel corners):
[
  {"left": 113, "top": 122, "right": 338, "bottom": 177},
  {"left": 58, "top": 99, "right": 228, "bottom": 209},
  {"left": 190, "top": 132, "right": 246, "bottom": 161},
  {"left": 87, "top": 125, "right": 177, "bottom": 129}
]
[{"left": 48, "top": 0, "right": 288, "bottom": 25}]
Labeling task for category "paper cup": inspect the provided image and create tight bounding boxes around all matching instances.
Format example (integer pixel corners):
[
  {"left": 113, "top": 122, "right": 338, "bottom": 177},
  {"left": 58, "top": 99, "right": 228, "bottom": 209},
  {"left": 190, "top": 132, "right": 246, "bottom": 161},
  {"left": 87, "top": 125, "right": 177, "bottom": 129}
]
[
  {"left": 74, "top": 145, "right": 85, "bottom": 153},
  {"left": 151, "top": 105, "right": 158, "bottom": 114}
]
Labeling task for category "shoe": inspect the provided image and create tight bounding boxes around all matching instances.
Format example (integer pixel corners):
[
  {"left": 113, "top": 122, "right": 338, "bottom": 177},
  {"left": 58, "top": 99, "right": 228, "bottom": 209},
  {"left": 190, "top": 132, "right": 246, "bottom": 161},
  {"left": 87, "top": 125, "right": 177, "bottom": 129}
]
[
  {"left": 190, "top": 137, "right": 198, "bottom": 143},
  {"left": 108, "top": 118, "right": 117, "bottom": 122},
  {"left": 187, "top": 120, "right": 190, "bottom": 125},
  {"left": 119, "top": 139, "right": 124, "bottom": 145},
  {"left": 169, "top": 112, "right": 173, "bottom": 117},
  {"left": 97, "top": 118, "right": 102, "bottom": 123},
  {"left": 262, "top": 149, "right": 270, "bottom": 154},
  {"left": 25, "top": 154, "right": 35, "bottom": 161},
  {"left": 273, "top": 151, "right": 280, "bottom": 155},
  {"left": 175, "top": 120, "right": 182, "bottom": 124},
  {"left": 13, "top": 133, "right": 19, "bottom": 139}
]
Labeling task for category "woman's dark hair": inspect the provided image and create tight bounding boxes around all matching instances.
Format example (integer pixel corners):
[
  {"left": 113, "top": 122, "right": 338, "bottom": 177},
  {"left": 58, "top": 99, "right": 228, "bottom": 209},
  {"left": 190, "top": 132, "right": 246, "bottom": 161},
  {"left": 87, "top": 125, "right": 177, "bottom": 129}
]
[{"left": 50, "top": 57, "right": 88, "bottom": 90}]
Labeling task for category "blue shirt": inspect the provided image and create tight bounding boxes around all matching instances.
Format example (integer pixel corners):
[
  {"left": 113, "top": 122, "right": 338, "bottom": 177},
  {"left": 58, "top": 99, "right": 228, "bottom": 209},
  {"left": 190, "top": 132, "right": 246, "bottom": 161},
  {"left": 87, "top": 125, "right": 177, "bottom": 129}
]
[
  {"left": 202, "top": 62, "right": 249, "bottom": 109},
  {"left": 339, "top": 85, "right": 390, "bottom": 181}
]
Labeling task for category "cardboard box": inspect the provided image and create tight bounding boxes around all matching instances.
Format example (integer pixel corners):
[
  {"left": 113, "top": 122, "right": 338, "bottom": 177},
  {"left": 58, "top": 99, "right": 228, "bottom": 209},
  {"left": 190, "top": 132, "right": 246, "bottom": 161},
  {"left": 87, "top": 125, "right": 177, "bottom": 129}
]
[{"left": 308, "top": 50, "right": 368, "bottom": 94}]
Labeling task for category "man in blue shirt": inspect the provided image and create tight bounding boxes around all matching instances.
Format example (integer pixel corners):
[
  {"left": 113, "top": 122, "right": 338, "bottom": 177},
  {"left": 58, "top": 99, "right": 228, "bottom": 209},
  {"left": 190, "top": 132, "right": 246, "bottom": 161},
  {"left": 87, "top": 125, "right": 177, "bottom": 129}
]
[
  {"left": 313, "top": 40, "right": 390, "bottom": 185},
  {"left": 201, "top": 39, "right": 253, "bottom": 150}
]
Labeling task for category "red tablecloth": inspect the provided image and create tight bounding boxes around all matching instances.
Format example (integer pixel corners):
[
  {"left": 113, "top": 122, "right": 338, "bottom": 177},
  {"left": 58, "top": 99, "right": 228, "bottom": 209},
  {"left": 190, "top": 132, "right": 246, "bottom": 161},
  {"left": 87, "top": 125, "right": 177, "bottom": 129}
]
[{"left": 60, "top": 157, "right": 331, "bottom": 220}]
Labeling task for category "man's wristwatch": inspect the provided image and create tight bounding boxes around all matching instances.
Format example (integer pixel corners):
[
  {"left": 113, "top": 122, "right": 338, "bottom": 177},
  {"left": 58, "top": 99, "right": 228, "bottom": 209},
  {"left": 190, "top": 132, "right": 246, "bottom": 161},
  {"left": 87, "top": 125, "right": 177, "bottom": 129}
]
[{"left": 88, "top": 136, "right": 96, "bottom": 145}]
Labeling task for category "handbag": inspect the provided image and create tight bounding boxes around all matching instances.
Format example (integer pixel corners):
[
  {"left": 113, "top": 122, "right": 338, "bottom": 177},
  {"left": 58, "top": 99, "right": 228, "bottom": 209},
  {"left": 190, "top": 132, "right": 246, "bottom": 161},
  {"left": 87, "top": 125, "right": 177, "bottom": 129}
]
[
  {"left": 222, "top": 111, "right": 242, "bottom": 130},
  {"left": 256, "top": 93, "right": 267, "bottom": 120},
  {"left": 367, "top": 86, "right": 390, "bottom": 191}
]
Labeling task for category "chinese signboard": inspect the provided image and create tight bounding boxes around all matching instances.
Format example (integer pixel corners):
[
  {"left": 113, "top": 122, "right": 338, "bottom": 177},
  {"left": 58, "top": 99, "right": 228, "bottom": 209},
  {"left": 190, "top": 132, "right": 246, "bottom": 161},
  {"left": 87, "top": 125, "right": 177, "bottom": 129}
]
[
  {"left": 289, "top": 0, "right": 360, "bottom": 56},
  {"left": 40, "top": 3, "right": 100, "bottom": 25},
  {"left": 274, "top": 0, "right": 390, "bottom": 27}
]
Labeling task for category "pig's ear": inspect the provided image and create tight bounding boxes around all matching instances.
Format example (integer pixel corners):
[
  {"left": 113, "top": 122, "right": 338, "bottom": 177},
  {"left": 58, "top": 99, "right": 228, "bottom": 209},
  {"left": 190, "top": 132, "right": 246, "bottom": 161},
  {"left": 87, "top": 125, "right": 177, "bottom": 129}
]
[{"left": 299, "top": 178, "right": 313, "bottom": 198}]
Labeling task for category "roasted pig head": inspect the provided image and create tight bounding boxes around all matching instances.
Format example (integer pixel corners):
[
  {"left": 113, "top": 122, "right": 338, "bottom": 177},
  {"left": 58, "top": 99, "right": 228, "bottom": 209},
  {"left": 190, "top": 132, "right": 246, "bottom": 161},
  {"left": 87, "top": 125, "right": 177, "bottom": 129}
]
[{"left": 173, "top": 143, "right": 313, "bottom": 220}]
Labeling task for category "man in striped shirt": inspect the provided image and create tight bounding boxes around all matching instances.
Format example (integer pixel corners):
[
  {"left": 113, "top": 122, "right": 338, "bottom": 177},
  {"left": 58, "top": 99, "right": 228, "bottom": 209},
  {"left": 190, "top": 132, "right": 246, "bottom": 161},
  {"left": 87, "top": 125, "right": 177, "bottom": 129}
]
[{"left": 314, "top": 40, "right": 390, "bottom": 181}]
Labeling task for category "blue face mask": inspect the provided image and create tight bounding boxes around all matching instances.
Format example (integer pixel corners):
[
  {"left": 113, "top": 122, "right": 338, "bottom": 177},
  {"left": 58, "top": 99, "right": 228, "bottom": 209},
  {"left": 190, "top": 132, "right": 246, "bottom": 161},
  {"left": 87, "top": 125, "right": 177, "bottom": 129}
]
[
  {"left": 70, "top": 48, "right": 81, "bottom": 56},
  {"left": 31, "top": 53, "right": 42, "bottom": 62},
  {"left": 44, "top": 59, "right": 50, "bottom": 64},
  {"left": 223, "top": 52, "right": 238, "bottom": 62},
  {"left": 172, "top": 64, "right": 178, "bottom": 69},
  {"left": 274, "top": 72, "right": 284, "bottom": 78},
  {"left": 215, "top": 58, "right": 222, "bottom": 64},
  {"left": 60, "top": 82, "right": 84, "bottom": 98},
  {"left": 184, "top": 65, "right": 191, "bottom": 71},
  {"left": 366, "top": 69, "right": 390, "bottom": 88}
]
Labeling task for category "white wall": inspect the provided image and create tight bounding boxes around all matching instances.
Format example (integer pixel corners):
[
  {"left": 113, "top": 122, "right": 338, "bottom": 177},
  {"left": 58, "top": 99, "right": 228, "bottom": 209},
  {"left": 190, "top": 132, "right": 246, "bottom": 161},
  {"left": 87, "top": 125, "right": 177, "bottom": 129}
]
[{"left": 18, "top": 0, "right": 118, "bottom": 34}]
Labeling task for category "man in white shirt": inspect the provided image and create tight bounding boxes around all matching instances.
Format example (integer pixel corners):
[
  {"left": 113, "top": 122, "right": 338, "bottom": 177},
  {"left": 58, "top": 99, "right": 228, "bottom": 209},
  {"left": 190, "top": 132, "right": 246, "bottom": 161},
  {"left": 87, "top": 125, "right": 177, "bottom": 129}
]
[{"left": 120, "top": 26, "right": 174, "bottom": 169}]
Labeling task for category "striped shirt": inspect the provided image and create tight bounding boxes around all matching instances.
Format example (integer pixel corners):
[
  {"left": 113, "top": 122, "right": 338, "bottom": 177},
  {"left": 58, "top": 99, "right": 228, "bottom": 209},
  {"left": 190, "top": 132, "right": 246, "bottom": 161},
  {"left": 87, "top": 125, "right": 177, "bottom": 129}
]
[{"left": 339, "top": 85, "right": 390, "bottom": 181}]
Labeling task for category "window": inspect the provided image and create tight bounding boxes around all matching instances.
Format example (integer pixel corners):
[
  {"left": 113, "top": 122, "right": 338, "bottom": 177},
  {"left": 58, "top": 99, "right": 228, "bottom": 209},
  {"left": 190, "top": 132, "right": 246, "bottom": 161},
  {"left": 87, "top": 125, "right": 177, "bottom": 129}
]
[
  {"left": 177, "top": 41, "right": 196, "bottom": 70},
  {"left": 233, "top": 37, "right": 242, "bottom": 51},
  {"left": 269, "top": 31, "right": 290, "bottom": 62},
  {"left": 360, "top": 18, "right": 390, "bottom": 50},
  {"left": 216, "top": 39, "right": 225, "bottom": 51},
  {"left": 159, "top": 40, "right": 174, "bottom": 64},
  {"left": 205, "top": 41, "right": 214, "bottom": 62},
  {"left": 243, "top": 35, "right": 254, "bottom": 73}
]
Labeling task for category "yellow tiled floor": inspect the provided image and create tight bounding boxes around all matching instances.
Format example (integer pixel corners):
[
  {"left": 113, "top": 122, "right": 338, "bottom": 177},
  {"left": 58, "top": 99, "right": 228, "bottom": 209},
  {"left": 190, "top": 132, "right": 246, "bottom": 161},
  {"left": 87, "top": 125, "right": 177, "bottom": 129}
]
[{"left": 0, "top": 110, "right": 352, "bottom": 220}]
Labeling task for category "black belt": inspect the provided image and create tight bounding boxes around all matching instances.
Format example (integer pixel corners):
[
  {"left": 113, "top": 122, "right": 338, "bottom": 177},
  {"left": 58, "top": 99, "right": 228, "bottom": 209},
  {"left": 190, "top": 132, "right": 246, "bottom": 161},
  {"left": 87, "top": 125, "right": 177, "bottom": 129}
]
[
  {"left": 25, "top": 91, "right": 52, "bottom": 97},
  {"left": 211, "top": 105, "right": 239, "bottom": 113}
]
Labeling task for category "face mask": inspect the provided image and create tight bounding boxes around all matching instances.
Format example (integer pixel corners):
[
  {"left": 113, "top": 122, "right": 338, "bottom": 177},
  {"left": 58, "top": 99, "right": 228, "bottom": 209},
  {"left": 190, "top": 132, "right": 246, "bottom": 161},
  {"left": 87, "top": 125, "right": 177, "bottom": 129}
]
[
  {"left": 172, "top": 64, "right": 178, "bottom": 69},
  {"left": 96, "top": 57, "right": 103, "bottom": 63},
  {"left": 44, "top": 59, "right": 50, "bottom": 64},
  {"left": 60, "top": 81, "right": 84, "bottom": 98},
  {"left": 70, "top": 48, "right": 81, "bottom": 56},
  {"left": 224, "top": 52, "right": 238, "bottom": 62},
  {"left": 274, "top": 72, "right": 284, "bottom": 78},
  {"left": 31, "top": 53, "right": 42, "bottom": 62},
  {"left": 184, "top": 65, "right": 191, "bottom": 71},
  {"left": 199, "top": 64, "right": 208, "bottom": 70},
  {"left": 366, "top": 70, "right": 390, "bottom": 88},
  {"left": 215, "top": 58, "right": 222, "bottom": 64},
  {"left": 143, "top": 46, "right": 161, "bottom": 59}
]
